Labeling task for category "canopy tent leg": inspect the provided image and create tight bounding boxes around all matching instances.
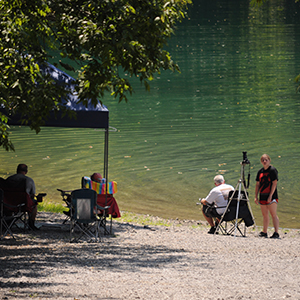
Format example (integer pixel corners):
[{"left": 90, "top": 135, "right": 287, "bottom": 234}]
[{"left": 102, "top": 128, "right": 111, "bottom": 234}]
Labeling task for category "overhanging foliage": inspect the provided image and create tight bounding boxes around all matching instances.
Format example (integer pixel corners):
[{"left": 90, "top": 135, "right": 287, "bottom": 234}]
[{"left": 0, "top": 0, "right": 191, "bottom": 151}]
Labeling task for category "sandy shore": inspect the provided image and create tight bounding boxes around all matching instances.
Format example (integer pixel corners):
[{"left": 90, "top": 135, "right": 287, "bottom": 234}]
[{"left": 1, "top": 212, "right": 300, "bottom": 300}]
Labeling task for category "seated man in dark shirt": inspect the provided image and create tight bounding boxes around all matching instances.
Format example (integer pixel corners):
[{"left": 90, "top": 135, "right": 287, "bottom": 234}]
[{"left": 5, "top": 164, "right": 39, "bottom": 230}]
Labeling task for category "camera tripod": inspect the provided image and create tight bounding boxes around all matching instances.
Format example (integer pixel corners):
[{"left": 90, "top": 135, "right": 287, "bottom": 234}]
[{"left": 215, "top": 161, "right": 255, "bottom": 237}]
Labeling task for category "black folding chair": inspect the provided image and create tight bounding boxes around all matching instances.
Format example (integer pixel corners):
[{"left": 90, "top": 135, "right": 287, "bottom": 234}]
[
  {"left": 0, "top": 189, "right": 26, "bottom": 240},
  {"left": 70, "top": 189, "right": 109, "bottom": 242},
  {"left": 215, "top": 190, "right": 254, "bottom": 237}
]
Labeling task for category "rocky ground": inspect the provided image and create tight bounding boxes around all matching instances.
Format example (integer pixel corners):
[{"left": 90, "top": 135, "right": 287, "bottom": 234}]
[{"left": 1, "top": 212, "right": 300, "bottom": 300}]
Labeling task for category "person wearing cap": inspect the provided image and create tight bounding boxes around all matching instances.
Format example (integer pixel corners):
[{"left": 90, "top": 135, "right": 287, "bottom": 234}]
[{"left": 91, "top": 173, "right": 105, "bottom": 183}]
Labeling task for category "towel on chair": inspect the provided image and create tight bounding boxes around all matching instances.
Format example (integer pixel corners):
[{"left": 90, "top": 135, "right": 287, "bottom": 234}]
[
  {"left": 96, "top": 194, "right": 121, "bottom": 218},
  {"left": 83, "top": 176, "right": 117, "bottom": 194}
]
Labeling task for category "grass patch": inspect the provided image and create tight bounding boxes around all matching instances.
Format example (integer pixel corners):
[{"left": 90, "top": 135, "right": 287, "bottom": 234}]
[
  {"left": 116, "top": 211, "right": 173, "bottom": 227},
  {"left": 36, "top": 206, "right": 200, "bottom": 229},
  {"left": 37, "top": 201, "right": 66, "bottom": 214}
]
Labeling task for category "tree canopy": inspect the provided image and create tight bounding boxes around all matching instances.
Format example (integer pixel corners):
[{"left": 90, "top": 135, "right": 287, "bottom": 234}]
[{"left": 0, "top": 0, "right": 191, "bottom": 151}]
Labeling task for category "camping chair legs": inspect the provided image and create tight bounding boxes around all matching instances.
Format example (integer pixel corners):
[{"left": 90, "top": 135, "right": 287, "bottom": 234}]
[
  {"left": 0, "top": 211, "right": 29, "bottom": 239},
  {"left": 70, "top": 220, "right": 101, "bottom": 243},
  {"left": 1, "top": 197, "right": 28, "bottom": 240},
  {"left": 97, "top": 212, "right": 112, "bottom": 236},
  {"left": 63, "top": 214, "right": 70, "bottom": 224},
  {"left": 1, "top": 217, "right": 17, "bottom": 240},
  {"left": 215, "top": 219, "right": 246, "bottom": 237},
  {"left": 109, "top": 214, "right": 112, "bottom": 235},
  {"left": 13, "top": 212, "right": 29, "bottom": 233}
]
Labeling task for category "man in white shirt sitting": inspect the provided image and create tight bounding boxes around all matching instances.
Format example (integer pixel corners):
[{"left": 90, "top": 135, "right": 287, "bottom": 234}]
[{"left": 200, "top": 175, "right": 234, "bottom": 234}]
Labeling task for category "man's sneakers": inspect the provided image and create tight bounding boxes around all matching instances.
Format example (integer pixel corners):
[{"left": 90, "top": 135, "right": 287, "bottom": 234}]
[
  {"left": 207, "top": 226, "right": 216, "bottom": 234},
  {"left": 270, "top": 232, "right": 280, "bottom": 239},
  {"left": 258, "top": 231, "right": 280, "bottom": 239}
]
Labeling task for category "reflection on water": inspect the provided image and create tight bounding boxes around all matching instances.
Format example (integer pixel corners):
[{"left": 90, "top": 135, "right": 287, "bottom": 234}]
[{"left": 1, "top": 0, "right": 300, "bottom": 228}]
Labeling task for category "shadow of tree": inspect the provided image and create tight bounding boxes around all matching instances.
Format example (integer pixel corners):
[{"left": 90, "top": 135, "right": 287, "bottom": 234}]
[{"left": 0, "top": 218, "right": 213, "bottom": 299}]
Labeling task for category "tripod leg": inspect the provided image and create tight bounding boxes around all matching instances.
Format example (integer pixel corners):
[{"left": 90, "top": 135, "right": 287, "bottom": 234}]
[
  {"left": 234, "top": 182, "right": 242, "bottom": 237},
  {"left": 241, "top": 180, "right": 256, "bottom": 227}
]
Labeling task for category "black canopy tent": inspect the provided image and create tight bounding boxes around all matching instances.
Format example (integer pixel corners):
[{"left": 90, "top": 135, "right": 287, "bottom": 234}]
[{"left": 1, "top": 63, "right": 110, "bottom": 182}]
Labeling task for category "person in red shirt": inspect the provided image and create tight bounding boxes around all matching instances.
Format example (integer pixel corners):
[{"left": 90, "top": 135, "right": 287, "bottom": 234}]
[{"left": 255, "top": 154, "right": 279, "bottom": 239}]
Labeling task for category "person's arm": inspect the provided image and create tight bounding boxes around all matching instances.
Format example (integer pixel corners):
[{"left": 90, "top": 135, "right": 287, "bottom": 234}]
[
  {"left": 200, "top": 198, "right": 208, "bottom": 205},
  {"left": 254, "top": 181, "right": 260, "bottom": 205},
  {"left": 267, "top": 179, "right": 278, "bottom": 203},
  {"left": 201, "top": 189, "right": 217, "bottom": 206},
  {"left": 26, "top": 177, "right": 36, "bottom": 198}
]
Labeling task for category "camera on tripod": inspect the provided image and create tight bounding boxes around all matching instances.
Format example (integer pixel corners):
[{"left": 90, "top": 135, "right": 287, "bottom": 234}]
[
  {"left": 242, "top": 151, "right": 250, "bottom": 165},
  {"left": 240, "top": 151, "right": 251, "bottom": 189}
]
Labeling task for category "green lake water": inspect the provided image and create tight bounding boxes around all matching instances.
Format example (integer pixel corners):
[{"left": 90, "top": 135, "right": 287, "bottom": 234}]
[{"left": 1, "top": 0, "right": 300, "bottom": 228}]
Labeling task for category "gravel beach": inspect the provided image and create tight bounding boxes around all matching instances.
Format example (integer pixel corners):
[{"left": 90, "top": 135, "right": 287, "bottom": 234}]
[{"left": 1, "top": 212, "right": 300, "bottom": 300}]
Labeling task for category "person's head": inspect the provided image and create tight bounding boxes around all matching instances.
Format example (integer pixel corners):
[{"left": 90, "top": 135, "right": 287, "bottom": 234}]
[
  {"left": 17, "top": 164, "right": 28, "bottom": 174},
  {"left": 260, "top": 154, "right": 271, "bottom": 169},
  {"left": 91, "top": 173, "right": 103, "bottom": 183},
  {"left": 214, "top": 174, "right": 225, "bottom": 186}
]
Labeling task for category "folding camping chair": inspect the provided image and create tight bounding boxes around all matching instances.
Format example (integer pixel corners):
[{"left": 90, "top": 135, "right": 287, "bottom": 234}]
[
  {"left": 215, "top": 190, "right": 254, "bottom": 237},
  {"left": 0, "top": 189, "right": 26, "bottom": 239},
  {"left": 69, "top": 188, "right": 109, "bottom": 242},
  {"left": 2, "top": 190, "right": 34, "bottom": 233}
]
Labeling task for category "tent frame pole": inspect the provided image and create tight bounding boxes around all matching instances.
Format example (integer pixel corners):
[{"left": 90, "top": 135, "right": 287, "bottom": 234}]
[{"left": 103, "top": 127, "right": 110, "bottom": 234}]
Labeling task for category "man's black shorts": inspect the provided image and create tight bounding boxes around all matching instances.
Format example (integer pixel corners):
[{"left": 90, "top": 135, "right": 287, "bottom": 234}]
[{"left": 202, "top": 204, "right": 222, "bottom": 218}]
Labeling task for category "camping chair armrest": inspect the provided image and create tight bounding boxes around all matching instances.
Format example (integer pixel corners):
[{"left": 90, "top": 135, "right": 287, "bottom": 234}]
[
  {"left": 96, "top": 204, "right": 110, "bottom": 211},
  {"left": 35, "top": 193, "right": 47, "bottom": 203},
  {"left": 3, "top": 202, "right": 25, "bottom": 210}
]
